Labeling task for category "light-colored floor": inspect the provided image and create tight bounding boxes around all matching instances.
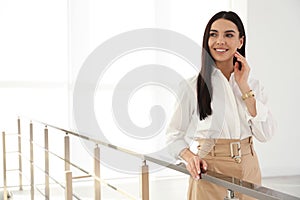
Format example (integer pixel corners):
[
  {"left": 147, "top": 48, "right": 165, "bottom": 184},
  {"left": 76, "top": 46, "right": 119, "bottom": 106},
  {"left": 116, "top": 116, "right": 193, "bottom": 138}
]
[{"left": 5, "top": 175, "right": 300, "bottom": 200}]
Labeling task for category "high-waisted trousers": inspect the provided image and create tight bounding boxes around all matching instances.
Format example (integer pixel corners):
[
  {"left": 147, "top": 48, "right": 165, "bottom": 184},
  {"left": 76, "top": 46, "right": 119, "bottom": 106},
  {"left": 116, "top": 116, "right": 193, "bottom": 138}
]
[{"left": 187, "top": 137, "right": 261, "bottom": 200}]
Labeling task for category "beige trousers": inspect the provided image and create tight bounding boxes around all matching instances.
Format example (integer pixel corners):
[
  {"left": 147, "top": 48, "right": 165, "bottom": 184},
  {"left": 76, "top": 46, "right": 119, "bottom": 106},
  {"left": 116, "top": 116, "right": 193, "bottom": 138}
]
[{"left": 187, "top": 137, "right": 261, "bottom": 200}]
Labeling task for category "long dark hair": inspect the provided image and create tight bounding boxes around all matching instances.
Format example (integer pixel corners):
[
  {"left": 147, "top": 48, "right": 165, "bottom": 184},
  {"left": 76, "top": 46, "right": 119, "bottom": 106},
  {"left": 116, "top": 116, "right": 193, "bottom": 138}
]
[{"left": 197, "top": 11, "right": 246, "bottom": 120}]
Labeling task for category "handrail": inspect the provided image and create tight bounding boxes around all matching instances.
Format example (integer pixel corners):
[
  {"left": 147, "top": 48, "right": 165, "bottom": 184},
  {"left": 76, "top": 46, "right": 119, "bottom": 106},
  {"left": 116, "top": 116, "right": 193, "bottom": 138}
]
[
  {"left": 25, "top": 118, "right": 300, "bottom": 200},
  {"left": 144, "top": 156, "right": 300, "bottom": 200},
  {"left": 26, "top": 117, "right": 146, "bottom": 160}
]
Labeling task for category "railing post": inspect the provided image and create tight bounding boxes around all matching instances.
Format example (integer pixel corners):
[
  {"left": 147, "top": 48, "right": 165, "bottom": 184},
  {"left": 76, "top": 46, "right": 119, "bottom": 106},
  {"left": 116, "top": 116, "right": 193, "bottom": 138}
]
[
  {"left": 2, "top": 132, "right": 8, "bottom": 200},
  {"left": 94, "top": 145, "right": 101, "bottom": 200},
  {"left": 64, "top": 134, "right": 70, "bottom": 171},
  {"left": 44, "top": 126, "right": 49, "bottom": 199},
  {"left": 30, "top": 122, "right": 34, "bottom": 200},
  {"left": 65, "top": 171, "right": 73, "bottom": 200},
  {"left": 17, "top": 118, "right": 23, "bottom": 191},
  {"left": 224, "top": 189, "right": 239, "bottom": 200},
  {"left": 64, "top": 133, "right": 72, "bottom": 200},
  {"left": 141, "top": 160, "right": 149, "bottom": 200}
]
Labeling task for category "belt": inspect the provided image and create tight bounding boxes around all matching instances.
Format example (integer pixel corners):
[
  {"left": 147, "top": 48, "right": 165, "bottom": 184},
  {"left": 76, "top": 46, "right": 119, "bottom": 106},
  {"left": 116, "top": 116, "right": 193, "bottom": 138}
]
[{"left": 197, "top": 137, "right": 254, "bottom": 164}]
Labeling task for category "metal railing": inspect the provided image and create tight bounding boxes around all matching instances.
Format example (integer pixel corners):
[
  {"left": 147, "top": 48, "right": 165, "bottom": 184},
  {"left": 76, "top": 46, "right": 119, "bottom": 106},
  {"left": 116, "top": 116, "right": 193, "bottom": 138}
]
[{"left": 1, "top": 117, "right": 300, "bottom": 200}]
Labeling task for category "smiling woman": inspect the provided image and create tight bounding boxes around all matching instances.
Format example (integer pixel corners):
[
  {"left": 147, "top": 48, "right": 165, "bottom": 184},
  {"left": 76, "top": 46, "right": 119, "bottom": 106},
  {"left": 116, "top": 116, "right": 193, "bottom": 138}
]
[{"left": 166, "top": 11, "right": 276, "bottom": 200}]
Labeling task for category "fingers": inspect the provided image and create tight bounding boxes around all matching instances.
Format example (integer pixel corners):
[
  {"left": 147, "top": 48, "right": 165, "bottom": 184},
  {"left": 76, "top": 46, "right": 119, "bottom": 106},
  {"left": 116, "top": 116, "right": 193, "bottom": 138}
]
[
  {"left": 186, "top": 156, "right": 207, "bottom": 180},
  {"left": 199, "top": 160, "right": 208, "bottom": 179},
  {"left": 234, "top": 52, "right": 248, "bottom": 67},
  {"left": 233, "top": 60, "right": 240, "bottom": 72},
  {"left": 234, "top": 51, "right": 244, "bottom": 60},
  {"left": 186, "top": 156, "right": 200, "bottom": 179},
  {"left": 200, "top": 159, "right": 208, "bottom": 173}
]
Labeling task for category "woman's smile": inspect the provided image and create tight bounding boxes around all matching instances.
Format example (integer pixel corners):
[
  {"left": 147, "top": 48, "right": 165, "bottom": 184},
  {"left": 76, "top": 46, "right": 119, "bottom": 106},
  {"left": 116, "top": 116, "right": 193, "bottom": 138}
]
[{"left": 214, "top": 48, "right": 229, "bottom": 53}]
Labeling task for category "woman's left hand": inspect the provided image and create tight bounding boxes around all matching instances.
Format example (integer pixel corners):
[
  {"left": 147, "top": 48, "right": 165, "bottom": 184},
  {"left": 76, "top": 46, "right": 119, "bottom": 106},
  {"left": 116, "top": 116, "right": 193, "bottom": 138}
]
[{"left": 233, "top": 51, "right": 251, "bottom": 92}]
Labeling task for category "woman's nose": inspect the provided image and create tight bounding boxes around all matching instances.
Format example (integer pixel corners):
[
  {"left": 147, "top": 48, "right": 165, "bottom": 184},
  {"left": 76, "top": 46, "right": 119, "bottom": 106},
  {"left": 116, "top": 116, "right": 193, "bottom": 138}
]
[{"left": 216, "top": 36, "right": 225, "bottom": 45}]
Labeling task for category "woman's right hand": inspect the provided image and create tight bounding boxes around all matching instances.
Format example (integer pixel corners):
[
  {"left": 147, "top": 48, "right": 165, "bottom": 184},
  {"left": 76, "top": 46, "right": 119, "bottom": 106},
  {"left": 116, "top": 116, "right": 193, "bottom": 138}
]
[{"left": 180, "top": 148, "right": 208, "bottom": 180}]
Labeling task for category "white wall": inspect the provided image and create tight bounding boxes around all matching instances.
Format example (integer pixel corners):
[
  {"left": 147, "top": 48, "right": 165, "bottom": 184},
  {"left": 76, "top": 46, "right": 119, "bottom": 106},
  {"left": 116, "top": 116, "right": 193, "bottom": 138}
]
[
  {"left": 0, "top": 0, "right": 68, "bottom": 128},
  {"left": 247, "top": 0, "right": 300, "bottom": 177},
  {"left": 0, "top": 0, "right": 68, "bottom": 187}
]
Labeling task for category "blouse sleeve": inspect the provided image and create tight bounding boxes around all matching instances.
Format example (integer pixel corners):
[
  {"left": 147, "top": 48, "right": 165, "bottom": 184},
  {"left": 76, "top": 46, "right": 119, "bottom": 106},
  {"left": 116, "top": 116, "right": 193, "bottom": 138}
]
[
  {"left": 245, "top": 79, "right": 277, "bottom": 142},
  {"left": 165, "top": 79, "right": 197, "bottom": 159}
]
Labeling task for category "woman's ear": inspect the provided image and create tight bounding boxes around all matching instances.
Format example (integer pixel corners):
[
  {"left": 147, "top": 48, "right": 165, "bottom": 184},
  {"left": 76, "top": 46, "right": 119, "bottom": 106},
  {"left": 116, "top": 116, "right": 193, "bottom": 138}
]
[{"left": 238, "top": 36, "right": 244, "bottom": 49}]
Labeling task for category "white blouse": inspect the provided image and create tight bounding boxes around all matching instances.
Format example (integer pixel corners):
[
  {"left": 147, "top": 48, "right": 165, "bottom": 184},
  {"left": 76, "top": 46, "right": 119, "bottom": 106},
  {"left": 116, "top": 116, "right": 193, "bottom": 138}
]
[{"left": 166, "top": 68, "right": 276, "bottom": 159}]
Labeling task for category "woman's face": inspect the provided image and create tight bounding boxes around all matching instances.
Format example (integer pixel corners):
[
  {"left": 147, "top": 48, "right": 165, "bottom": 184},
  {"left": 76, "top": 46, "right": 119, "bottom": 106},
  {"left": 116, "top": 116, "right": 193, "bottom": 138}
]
[{"left": 208, "top": 18, "right": 243, "bottom": 64}]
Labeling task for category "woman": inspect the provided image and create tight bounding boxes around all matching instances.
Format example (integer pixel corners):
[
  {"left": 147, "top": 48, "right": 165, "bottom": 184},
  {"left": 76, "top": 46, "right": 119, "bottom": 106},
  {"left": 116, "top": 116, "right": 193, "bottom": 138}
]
[{"left": 166, "top": 11, "right": 276, "bottom": 199}]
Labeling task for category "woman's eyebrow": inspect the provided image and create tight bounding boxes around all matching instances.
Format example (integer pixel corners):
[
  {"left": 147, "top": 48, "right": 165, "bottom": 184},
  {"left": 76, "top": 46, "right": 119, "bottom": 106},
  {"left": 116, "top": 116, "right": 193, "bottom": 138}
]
[
  {"left": 210, "top": 29, "right": 236, "bottom": 33},
  {"left": 225, "top": 30, "right": 236, "bottom": 33}
]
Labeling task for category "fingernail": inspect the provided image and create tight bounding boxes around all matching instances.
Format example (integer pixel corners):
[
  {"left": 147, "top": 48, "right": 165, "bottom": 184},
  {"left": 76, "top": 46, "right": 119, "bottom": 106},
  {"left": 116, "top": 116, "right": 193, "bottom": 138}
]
[{"left": 204, "top": 166, "right": 207, "bottom": 170}]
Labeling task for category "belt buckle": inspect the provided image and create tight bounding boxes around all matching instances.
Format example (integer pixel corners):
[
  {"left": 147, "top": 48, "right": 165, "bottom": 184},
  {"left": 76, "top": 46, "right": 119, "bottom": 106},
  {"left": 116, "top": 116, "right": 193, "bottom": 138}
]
[{"left": 230, "top": 141, "right": 242, "bottom": 163}]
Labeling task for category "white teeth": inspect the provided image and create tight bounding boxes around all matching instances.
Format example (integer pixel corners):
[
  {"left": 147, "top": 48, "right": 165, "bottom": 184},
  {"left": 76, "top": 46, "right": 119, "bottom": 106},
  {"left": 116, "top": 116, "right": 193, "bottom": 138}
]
[{"left": 216, "top": 49, "right": 226, "bottom": 52}]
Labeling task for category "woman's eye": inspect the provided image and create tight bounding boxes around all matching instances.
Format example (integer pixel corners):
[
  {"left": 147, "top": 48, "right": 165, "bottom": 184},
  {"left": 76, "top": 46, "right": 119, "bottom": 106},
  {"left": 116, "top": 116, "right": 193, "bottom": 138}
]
[
  {"left": 209, "top": 33, "right": 217, "bottom": 37},
  {"left": 226, "top": 34, "right": 234, "bottom": 38}
]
